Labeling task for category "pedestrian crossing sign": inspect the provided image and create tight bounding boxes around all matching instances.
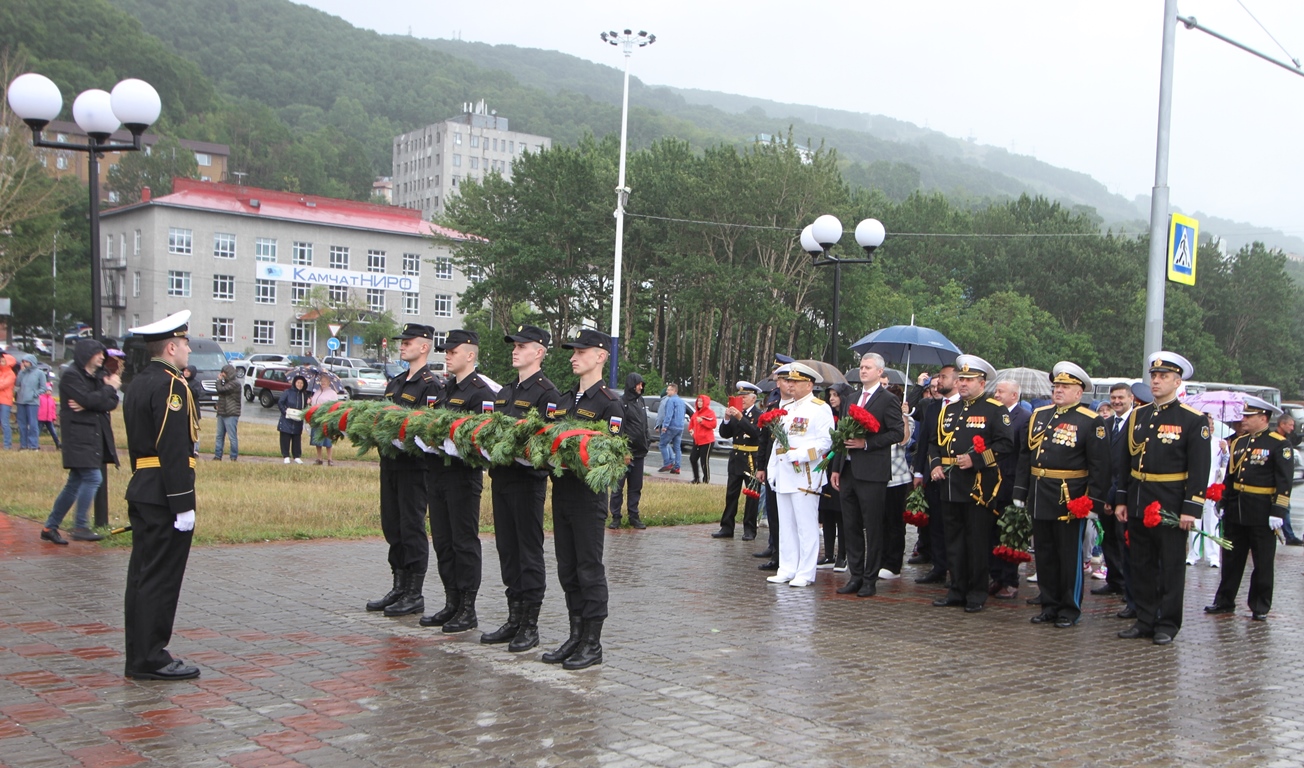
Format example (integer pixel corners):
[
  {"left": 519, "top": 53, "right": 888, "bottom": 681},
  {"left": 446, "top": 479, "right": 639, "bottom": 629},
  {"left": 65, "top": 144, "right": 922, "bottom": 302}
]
[{"left": 1167, "top": 214, "right": 1198, "bottom": 286}]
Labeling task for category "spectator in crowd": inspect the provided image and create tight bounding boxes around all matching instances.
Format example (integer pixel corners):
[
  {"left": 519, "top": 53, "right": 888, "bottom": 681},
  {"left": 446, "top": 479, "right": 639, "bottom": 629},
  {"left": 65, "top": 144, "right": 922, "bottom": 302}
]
[
  {"left": 183, "top": 365, "right": 203, "bottom": 453},
  {"left": 38, "top": 381, "right": 60, "bottom": 449},
  {"left": 882, "top": 385, "right": 914, "bottom": 579},
  {"left": 609, "top": 373, "right": 648, "bottom": 529},
  {"left": 0, "top": 346, "right": 16, "bottom": 449},
  {"left": 15, "top": 354, "right": 45, "bottom": 450},
  {"left": 41, "top": 339, "right": 119, "bottom": 545},
  {"left": 1273, "top": 414, "right": 1302, "bottom": 545},
  {"left": 688, "top": 393, "right": 717, "bottom": 484},
  {"left": 818, "top": 383, "right": 853, "bottom": 569},
  {"left": 988, "top": 379, "right": 1031, "bottom": 599},
  {"left": 277, "top": 374, "right": 309, "bottom": 464},
  {"left": 656, "top": 383, "right": 685, "bottom": 474},
  {"left": 213, "top": 364, "right": 240, "bottom": 461},
  {"left": 310, "top": 373, "right": 340, "bottom": 466}
]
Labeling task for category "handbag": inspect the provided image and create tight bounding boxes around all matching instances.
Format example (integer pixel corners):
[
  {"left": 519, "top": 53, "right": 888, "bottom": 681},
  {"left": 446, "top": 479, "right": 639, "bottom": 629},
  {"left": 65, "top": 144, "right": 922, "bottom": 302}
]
[{"left": 285, "top": 407, "right": 304, "bottom": 422}]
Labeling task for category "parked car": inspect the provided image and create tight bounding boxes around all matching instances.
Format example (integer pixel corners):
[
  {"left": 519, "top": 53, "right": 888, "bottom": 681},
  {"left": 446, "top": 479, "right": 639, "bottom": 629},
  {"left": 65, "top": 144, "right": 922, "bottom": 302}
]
[
  {"left": 249, "top": 366, "right": 294, "bottom": 408},
  {"left": 382, "top": 361, "right": 408, "bottom": 379},
  {"left": 342, "top": 369, "right": 388, "bottom": 399},
  {"left": 9, "top": 336, "right": 52, "bottom": 356},
  {"left": 121, "top": 334, "right": 226, "bottom": 409},
  {"left": 323, "top": 356, "right": 372, "bottom": 375},
  {"left": 646, "top": 395, "right": 731, "bottom": 451}
]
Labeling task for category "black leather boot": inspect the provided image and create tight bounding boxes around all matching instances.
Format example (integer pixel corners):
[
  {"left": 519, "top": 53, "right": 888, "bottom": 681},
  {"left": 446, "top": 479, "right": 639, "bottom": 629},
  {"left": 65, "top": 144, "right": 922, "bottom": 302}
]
[
  {"left": 509, "top": 603, "right": 541, "bottom": 652},
  {"left": 366, "top": 569, "right": 407, "bottom": 612},
  {"left": 480, "top": 599, "right": 522, "bottom": 644},
  {"left": 562, "top": 618, "right": 604, "bottom": 670},
  {"left": 541, "top": 612, "right": 583, "bottom": 663},
  {"left": 442, "top": 589, "right": 478, "bottom": 633},
  {"left": 419, "top": 590, "right": 460, "bottom": 627},
  {"left": 384, "top": 571, "right": 425, "bottom": 616}
]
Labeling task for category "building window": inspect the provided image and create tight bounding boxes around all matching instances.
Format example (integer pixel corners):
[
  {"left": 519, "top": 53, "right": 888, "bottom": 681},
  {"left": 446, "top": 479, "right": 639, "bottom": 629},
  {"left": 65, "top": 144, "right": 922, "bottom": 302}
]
[
  {"left": 255, "top": 279, "right": 277, "bottom": 304},
  {"left": 120, "top": 234, "right": 127, "bottom": 260},
  {"left": 291, "top": 282, "right": 310, "bottom": 305},
  {"left": 108, "top": 191, "right": 120, "bottom": 203},
  {"left": 470, "top": 135, "right": 479, "bottom": 148},
  {"left": 452, "top": 154, "right": 461, "bottom": 168},
  {"left": 134, "top": 230, "right": 141, "bottom": 256},
  {"left": 329, "top": 245, "right": 349, "bottom": 270},
  {"left": 402, "top": 253, "right": 421, "bottom": 276},
  {"left": 169, "top": 228, "right": 193, "bottom": 255},
  {"left": 213, "top": 274, "right": 235, "bottom": 301},
  {"left": 367, "top": 288, "right": 385, "bottom": 312},
  {"left": 432, "top": 293, "right": 452, "bottom": 317},
  {"left": 56, "top": 156, "right": 68, "bottom": 170},
  {"left": 454, "top": 132, "right": 462, "bottom": 145},
  {"left": 167, "top": 270, "right": 191, "bottom": 297},
  {"left": 132, "top": 271, "right": 140, "bottom": 297},
  {"left": 466, "top": 264, "right": 484, "bottom": 284},
  {"left": 252, "top": 320, "right": 275, "bottom": 346},
  {"left": 470, "top": 156, "right": 479, "bottom": 170},
  {"left": 328, "top": 285, "right": 349, "bottom": 304},
  {"left": 212, "top": 318, "right": 234, "bottom": 343},
  {"left": 289, "top": 322, "right": 311, "bottom": 348},
  {"left": 367, "top": 249, "right": 386, "bottom": 273},
  {"left": 509, "top": 141, "right": 515, "bottom": 153},
  {"left": 213, "top": 232, "right": 236, "bottom": 259},
  {"left": 195, "top": 152, "right": 212, "bottom": 167},
  {"left": 255, "top": 238, "right": 277, "bottom": 263},
  {"left": 292, "top": 241, "right": 313, "bottom": 265},
  {"left": 433, "top": 332, "right": 447, "bottom": 349},
  {"left": 403, "top": 292, "right": 420, "bottom": 316},
  {"left": 106, "top": 235, "right": 114, "bottom": 260},
  {"left": 434, "top": 257, "right": 453, "bottom": 280}
]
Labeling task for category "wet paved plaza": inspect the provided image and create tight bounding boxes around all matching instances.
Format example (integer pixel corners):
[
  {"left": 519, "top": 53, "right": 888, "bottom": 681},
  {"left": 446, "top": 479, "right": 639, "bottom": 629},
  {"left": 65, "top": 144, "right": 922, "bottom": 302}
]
[{"left": 2, "top": 506, "right": 1304, "bottom": 767}]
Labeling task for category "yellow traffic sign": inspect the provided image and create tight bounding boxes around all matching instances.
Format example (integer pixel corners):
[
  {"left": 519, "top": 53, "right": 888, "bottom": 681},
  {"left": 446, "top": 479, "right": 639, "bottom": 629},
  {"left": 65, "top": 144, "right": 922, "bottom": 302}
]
[{"left": 1167, "top": 214, "right": 1198, "bottom": 286}]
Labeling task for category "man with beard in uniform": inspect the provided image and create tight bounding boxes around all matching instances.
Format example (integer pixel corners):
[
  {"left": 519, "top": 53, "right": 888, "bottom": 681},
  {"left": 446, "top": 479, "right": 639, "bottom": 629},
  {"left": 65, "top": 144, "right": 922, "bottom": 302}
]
[
  {"left": 121, "top": 310, "right": 201, "bottom": 680},
  {"left": 912, "top": 364, "right": 958, "bottom": 584},
  {"left": 928, "top": 355, "right": 1015, "bottom": 613},
  {"left": 1014, "top": 362, "right": 1111, "bottom": 628},
  {"left": 419, "top": 329, "right": 499, "bottom": 635},
  {"left": 480, "top": 325, "right": 561, "bottom": 651},
  {"left": 541, "top": 329, "right": 624, "bottom": 670},
  {"left": 1205, "top": 395, "right": 1292, "bottom": 621},
  {"left": 1115, "top": 351, "right": 1211, "bottom": 645},
  {"left": 367, "top": 324, "right": 442, "bottom": 617},
  {"left": 712, "top": 381, "right": 764, "bottom": 540}
]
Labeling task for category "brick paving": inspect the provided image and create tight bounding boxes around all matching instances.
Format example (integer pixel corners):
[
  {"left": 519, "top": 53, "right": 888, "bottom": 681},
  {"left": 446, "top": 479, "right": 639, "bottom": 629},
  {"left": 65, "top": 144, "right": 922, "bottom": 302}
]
[{"left": 2, "top": 502, "right": 1304, "bottom": 767}]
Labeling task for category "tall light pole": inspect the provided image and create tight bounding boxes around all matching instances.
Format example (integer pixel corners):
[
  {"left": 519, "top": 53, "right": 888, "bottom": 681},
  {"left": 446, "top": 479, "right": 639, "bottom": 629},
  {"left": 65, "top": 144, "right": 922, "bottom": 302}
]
[
  {"left": 600, "top": 28, "right": 655, "bottom": 387},
  {"left": 801, "top": 215, "right": 885, "bottom": 371},
  {"left": 8, "top": 72, "right": 161, "bottom": 529},
  {"left": 1142, "top": 0, "right": 1178, "bottom": 375}
]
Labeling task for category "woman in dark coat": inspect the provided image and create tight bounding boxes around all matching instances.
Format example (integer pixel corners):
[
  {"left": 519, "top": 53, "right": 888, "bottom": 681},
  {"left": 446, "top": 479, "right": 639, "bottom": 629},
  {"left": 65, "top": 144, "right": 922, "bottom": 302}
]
[
  {"left": 277, "top": 374, "right": 309, "bottom": 464},
  {"left": 41, "top": 339, "right": 120, "bottom": 544},
  {"left": 818, "top": 383, "right": 854, "bottom": 569}
]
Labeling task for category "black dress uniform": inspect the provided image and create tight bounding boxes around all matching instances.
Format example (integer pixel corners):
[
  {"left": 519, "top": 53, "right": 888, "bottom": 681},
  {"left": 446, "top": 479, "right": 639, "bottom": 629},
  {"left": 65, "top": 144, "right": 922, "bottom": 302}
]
[
  {"left": 1117, "top": 353, "right": 1211, "bottom": 642},
  {"left": 1209, "top": 417, "right": 1292, "bottom": 618},
  {"left": 423, "top": 330, "right": 500, "bottom": 634},
  {"left": 122, "top": 311, "right": 201, "bottom": 680},
  {"left": 717, "top": 390, "right": 763, "bottom": 539},
  {"left": 928, "top": 356, "right": 1015, "bottom": 610},
  {"left": 368, "top": 324, "right": 443, "bottom": 617},
  {"left": 1014, "top": 370, "right": 1111, "bottom": 626},
  {"left": 482, "top": 326, "right": 562, "bottom": 650}
]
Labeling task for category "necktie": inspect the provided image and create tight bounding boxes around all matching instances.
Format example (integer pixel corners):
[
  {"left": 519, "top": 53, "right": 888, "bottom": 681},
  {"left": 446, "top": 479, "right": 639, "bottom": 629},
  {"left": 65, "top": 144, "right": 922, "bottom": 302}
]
[
  {"left": 1114, "top": 416, "right": 1123, "bottom": 434},
  {"left": 859, "top": 391, "right": 870, "bottom": 408}
]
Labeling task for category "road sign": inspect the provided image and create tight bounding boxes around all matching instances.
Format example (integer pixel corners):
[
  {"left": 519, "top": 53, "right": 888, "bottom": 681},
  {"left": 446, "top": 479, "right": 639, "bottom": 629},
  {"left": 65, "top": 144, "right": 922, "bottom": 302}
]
[
  {"left": 1167, "top": 213, "right": 1198, "bottom": 286},
  {"left": 328, "top": 323, "right": 342, "bottom": 337},
  {"left": 381, "top": 338, "right": 388, "bottom": 348},
  {"left": 326, "top": 336, "right": 340, "bottom": 351},
  {"left": 352, "top": 335, "right": 364, "bottom": 346}
]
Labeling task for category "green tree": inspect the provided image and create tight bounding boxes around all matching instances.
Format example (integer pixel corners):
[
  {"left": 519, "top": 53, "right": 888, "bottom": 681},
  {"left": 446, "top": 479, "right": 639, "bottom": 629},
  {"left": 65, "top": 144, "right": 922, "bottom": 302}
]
[{"left": 106, "top": 135, "right": 199, "bottom": 204}]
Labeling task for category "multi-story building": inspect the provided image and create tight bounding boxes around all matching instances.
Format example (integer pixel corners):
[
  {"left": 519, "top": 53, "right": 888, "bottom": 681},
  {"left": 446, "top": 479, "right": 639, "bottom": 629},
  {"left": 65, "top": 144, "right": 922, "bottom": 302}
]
[
  {"left": 99, "top": 178, "right": 477, "bottom": 361},
  {"left": 391, "top": 100, "right": 551, "bottom": 220}
]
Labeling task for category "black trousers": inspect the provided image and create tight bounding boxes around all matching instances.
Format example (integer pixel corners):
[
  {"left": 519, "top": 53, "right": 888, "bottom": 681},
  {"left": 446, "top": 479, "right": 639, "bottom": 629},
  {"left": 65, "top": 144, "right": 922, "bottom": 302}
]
[
  {"left": 1126, "top": 516, "right": 1187, "bottom": 635},
  {"left": 766, "top": 485, "right": 780, "bottom": 553},
  {"left": 840, "top": 476, "right": 886, "bottom": 583},
  {"left": 489, "top": 466, "right": 548, "bottom": 604},
  {"left": 718, "top": 452, "right": 759, "bottom": 536},
  {"left": 942, "top": 501, "right": 994, "bottom": 606},
  {"left": 552, "top": 473, "right": 608, "bottom": 620},
  {"left": 124, "top": 500, "right": 193, "bottom": 675},
  {"left": 1032, "top": 517, "right": 1086, "bottom": 622},
  {"left": 379, "top": 463, "right": 429, "bottom": 573},
  {"left": 428, "top": 461, "right": 484, "bottom": 593},
  {"left": 882, "top": 483, "right": 908, "bottom": 574},
  {"left": 1214, "top": 520, "right": 1276, "bottom": 615},
  {"left": 926, "top": 482, "right": 948, "bottom": 572},
  {"left": 1100, "top": 514, "right": 1128, "bottom": 592},
  {"left": 278, "top": 430, "right": 302, "bottom": 459},
  {"left": 819, "top": 503, "right": 844, "bottom": 561},
  {"left": 608, "top": 455, "right": 645, "bottom": 521},
  {"left": 690, "top": 443, "right": 712, "bottom": 482}
]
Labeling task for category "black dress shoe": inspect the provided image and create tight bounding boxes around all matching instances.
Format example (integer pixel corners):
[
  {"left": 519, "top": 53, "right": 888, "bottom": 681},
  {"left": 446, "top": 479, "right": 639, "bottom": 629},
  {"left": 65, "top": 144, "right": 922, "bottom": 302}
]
[
  {"left": 1204, "top": 603, "right": 1235, "bottom": 614},
  {"left": 964, "top": 603, "right": 984, "bottom": 613},
  {"left": 741, "top": 532, "right": 756, "bottom": 541},
  {"left": 1054, "top": 616, "right": 1076, "bottom": 628},
  {"left": 1152, "top": 632, "right": 1174, "bottom": 645},
  {"left": 906, "top": 554, "right": 931, "bottom": 565},
  {"left": 1030, "top": 613, "right": 1056, "bottom": 624},
  {"left": 630, "top": 518, "right": 647, "bottom": 530},
  {"left": 1026, "top": 595, "right": 1042, "bottom": 605},
  {"left": 758, "top": 560, "right": 779, "bottom": 571},
  {"left": 40, "top": 527, "right": 68, "bottom": 545},
  {"left": 856, "top": 582, "right": 877, "bottom": 598},
  {"left": 607, "top": 519, "right": 621, "bottom": 530},
  {"left": 711, "top": 529, "right": 734, "bottom": 539},
  {"left": 835, "top": 579, "right": 863, "bottom": 595},
  {"left": 127, "top": 660, "right": 200, "bottom": 681},
  {"left": 1116, "top": 606, "right": 1137, "bottom": 619},
  {"left": 932, "top": 597, "right": 964, "bottom": 607},
  {"left": 1252, "top": 612, "right": 1268, "bottom": 621},
  {"left": 753, "top": 548, "right": 774, "bottom": 559},
  {"left": 1090, "top": 585, "right": 1123, "bottom": 596},
  {"left": 915, "top": 570, "right": 945, "bottom": 584},
  {"left": 1117, "top": 626, "right": 1152, "bottom": 639}
]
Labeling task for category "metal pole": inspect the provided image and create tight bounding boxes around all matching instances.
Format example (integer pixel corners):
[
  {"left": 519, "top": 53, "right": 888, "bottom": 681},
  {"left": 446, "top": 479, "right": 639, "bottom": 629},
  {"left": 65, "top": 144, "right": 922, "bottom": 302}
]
[
  {"left": 1143, "top": 0, "right": 1178, "bottom": 376},
  {"left": 87, "top": 144, "right": 110, "bottom": 528},
  {"left": 830, "top": 260, "right": 841, "bottom": 371},
  {"left": 609, "top": 43, "right": 632, "bottom": 388}
]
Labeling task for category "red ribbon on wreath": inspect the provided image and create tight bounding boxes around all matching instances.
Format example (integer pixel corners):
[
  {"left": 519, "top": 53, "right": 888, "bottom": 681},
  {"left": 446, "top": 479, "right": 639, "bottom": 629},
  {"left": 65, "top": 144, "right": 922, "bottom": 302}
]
[
  {"left": 399, "top": 416, "right": 412, "bottom": 441},
  {"left": 551, "top": 428, "right": 602, "bottom": 469},
  {"left": 338, "top": 407, "right": 352, "bottom": 431},
  {"left": 471, "top": 419, "right": 492, "bottom": 454},
  {"left": 449, "top": 416, "right": 472, "bottom": 440}
]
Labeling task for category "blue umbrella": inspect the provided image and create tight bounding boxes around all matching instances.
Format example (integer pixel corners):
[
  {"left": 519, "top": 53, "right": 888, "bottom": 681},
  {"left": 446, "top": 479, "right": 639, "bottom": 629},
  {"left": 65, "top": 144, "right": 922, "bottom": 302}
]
[{"left": 849, "top": 324, "right": 961, "bottom": 388}]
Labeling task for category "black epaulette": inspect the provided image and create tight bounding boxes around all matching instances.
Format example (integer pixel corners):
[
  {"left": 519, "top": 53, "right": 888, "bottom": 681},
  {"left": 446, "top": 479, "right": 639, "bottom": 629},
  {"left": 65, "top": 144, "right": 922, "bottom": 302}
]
[
  {"left": 538, "top": 376, "right": 557, "bottom": 391},
  {"left": 1076, "top": 405, "right": 1099, "bottom": 418},
  {"left": 599, "top": 386, "right": 618, "bottom": 400}
]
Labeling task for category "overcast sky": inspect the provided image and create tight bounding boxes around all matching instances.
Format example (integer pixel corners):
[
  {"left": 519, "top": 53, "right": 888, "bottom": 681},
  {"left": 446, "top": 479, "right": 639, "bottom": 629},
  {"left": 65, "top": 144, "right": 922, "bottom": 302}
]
[{"left": 294, "top": 0, "right": 1304, "bottom": 238}]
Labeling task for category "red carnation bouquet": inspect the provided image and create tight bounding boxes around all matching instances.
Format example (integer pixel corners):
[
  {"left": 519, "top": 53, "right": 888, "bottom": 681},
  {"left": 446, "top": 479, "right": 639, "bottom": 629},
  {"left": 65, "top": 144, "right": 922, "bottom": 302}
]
[
  {"left": 757, "top": 408, "right": 790, "bottom": 451},
  {"left": 902, "top": 485, "right": 929, "bottom": 527},
  {"left": 742, "top": 474, "right": 764, "bottom": 500},
  {"left": 1142, "top": 500, "right": 1232, "bottom": 549},
  {"left": 816, "top": 404, "right": 883, "bottom": 473},
  {"left": 1058, "top": 495, "right": 1094, "bottom": 523},
  {"left": 971, "top": 435, "right": 987, "bottom": 455},
  {"left": 1205, "top": 483, "right": 1225, "bottom": 503},
  {"left": 994, "top": 501, "right": 1033, "bottom": 563}
]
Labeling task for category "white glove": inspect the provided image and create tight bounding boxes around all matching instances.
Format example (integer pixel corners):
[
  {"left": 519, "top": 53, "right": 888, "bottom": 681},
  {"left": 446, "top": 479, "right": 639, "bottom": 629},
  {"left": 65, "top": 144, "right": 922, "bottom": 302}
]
[
  {"left": 1269, "top": 516, "right": 1284, "bottom": 531},
  {"left": 1013, "top": 500, "right": 1025, "bottom": 509},
  {"left": 441, "top": 437, "right": 460, "bottom": 457},
  {"left": 413, "top": 436, "right": 439, "bottom": 454},
  {"left": 392, "top": 439, "right": 404, "bottom": 450},
  {"left": 174, "top": 510, "right": 195, "bottom": 532}
]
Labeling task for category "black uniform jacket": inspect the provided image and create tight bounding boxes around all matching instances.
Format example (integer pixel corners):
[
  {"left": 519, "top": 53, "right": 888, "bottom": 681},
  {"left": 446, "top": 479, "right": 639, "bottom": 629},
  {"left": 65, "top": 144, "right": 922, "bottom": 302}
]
[
  {"left": 1013, "top": 403, "right": 1112, "bottom": 520},
  {"left": 1116, "top": 398, "right": 1212, "bottom": 517},
  {"left": 834, "top": 386, "right": 906, "bottom": 482},
  {"left": 429, "top": 369, "right": 500, "bottom": 469},
  {"left": 491, "top": 368, "right": 562, "bottom": 479},
  {"left": 1223, "top": 428, "right": 1293, "bottom": 526},
  {"left": 384, "top": 366, "right": 443, "bottom": 468},
  {"left": 928, "top": 395, "right": 1015, "bottom": 507},
  {"left": 124, "top": 359, "right": 198, "bottom": 514},
  {"left": 720, "top": 404, "right": 762, "bottom": 471}
]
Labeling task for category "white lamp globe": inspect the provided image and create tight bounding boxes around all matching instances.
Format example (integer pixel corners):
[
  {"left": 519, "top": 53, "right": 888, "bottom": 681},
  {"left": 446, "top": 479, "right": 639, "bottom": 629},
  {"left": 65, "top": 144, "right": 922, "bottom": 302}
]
[
  {"left": 6, "top": 73, "right": 63, "bottom": 127},
  {"left": 811, "top": 214, "right": 843, "bottom": 249},
  {"left": 72, "top": 89, "right": 120, "bottom": 140},
  {"left": 110, "top": 79, "right": 161, "bottom": 133},
  {"left": 800, "top": 225, "right": 822, "bottom": 256},
  {"left": 854, "top": 218, "right": 886, "bottom": 252}
]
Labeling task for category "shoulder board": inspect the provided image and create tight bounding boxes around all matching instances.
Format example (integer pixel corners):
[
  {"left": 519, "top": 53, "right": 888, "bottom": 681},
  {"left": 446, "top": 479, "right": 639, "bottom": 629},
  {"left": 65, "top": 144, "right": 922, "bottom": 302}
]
[
  {"left": 470, "top": 374, "right": 486, "bottom": 387},
  {"left": 811, "top": 397, "right": 825, "bottom": 406},
  {"left": 538, "top": 376, "right": 556, "bottom": 391},
  {"left": 1076, "top": 405, "right": 1099, "bottom": 418},
  {"left": 600, "top": 387, "right": 618, "bottom": 401},
  {"left": 1032, "top": 404, "right": 1055, "bottom": 415},
  {"left": 1269, "top": 432, "right": 1287, "bottom": 441},
  {"left": 1180, "top": 403, "right": 1204, "bottom": 416},
  {"left": 986, "top": 398, "right": 1002, "bottom": 407},
  {"left": 418, "top": 370, "right": 435, "bottom": 381}
]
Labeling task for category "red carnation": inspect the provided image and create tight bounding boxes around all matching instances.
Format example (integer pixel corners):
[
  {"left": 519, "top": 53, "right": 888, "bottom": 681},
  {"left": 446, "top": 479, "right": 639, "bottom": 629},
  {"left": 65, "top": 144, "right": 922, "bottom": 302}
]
[
  {"left": 848, "top": 405, "right": 881, "bottom": 433},
  {"left": 1124, "top": 530, "right": 1130, "bottom": 548},
  {"left": 971, "top": 436, "right": 987, "bottom": 454},
  {"left": 1143, "top": 501, "right": 1163, "bottom": 528},
  {"left": 757, "top": 409, "right": 788, "bottom": 429},
  {"left": 1205, "top": 483, "right": 1225, "bottom": 503},
  {"left": 742, "top": 488, "right": 761, "bottom": 500},
  {"left": 1066, "top": 496, "right": 1093, "bottom": 519}
]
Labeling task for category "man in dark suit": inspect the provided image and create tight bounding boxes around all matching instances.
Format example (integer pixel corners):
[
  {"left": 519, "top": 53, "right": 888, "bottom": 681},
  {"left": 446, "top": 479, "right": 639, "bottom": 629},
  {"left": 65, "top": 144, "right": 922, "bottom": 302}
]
[
  {"left": 988, "top": 379, "right": 1031, "bottom": 599},
  {"left": 713, "top": 381, "right": 764, "bottom": 540},
  {"left": 1094, "top": 383, "right": 1134, "bottom": 609},
  {"left": 831, "top": 353, "right": 905, "bottom": 597},
  {"left": 912, "top": 364, "right": 958, "bottom": 584}
]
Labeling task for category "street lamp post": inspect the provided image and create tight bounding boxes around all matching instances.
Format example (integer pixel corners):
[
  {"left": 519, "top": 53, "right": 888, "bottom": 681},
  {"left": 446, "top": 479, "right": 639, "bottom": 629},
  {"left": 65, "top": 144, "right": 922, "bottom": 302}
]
[
  {"left": 7, "top": 72, "right": 161, "bottom": 527},
  {"left": 801, "top": 215, "right": 886, "bottom": 371},
  {"left": 599, "top": 28, "right": 655, "bottom": 387}
]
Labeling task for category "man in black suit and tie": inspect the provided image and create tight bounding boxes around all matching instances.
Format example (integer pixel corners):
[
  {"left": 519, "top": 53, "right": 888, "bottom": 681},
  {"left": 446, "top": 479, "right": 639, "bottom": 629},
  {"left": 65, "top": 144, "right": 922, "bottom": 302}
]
[
  {"left": 1095, "top": 382, "right": 1134, "bottom": 613},
  {"left": 830, "top": 353, "right": 906, "bottom": 597}
]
